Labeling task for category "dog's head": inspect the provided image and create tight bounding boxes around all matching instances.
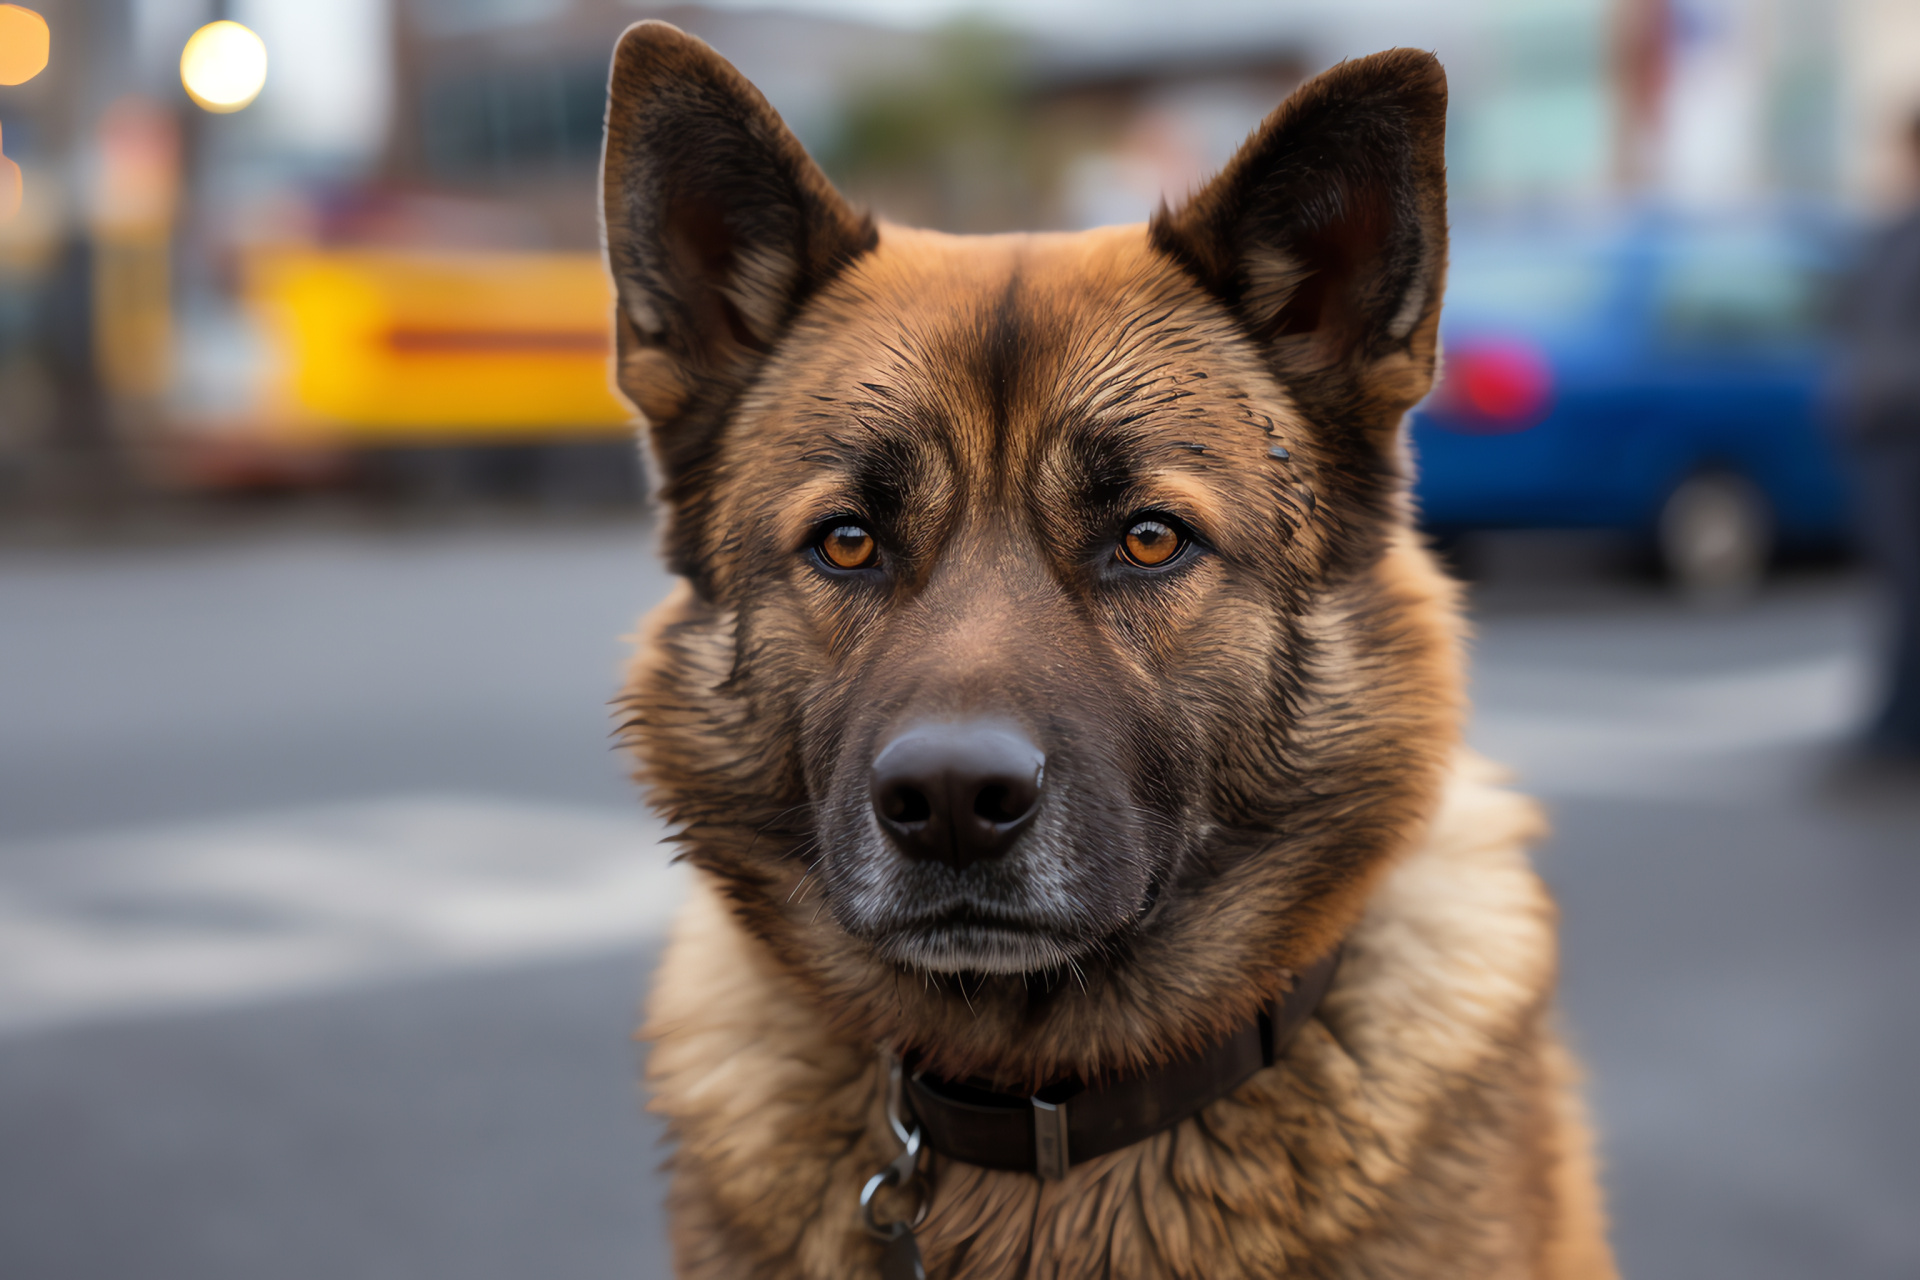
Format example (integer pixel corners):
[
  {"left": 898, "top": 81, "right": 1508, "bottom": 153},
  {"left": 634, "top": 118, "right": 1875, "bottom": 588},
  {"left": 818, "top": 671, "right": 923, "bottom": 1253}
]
[{"left": 608, "top": 23, "right": 1462, "bottom": 1085}]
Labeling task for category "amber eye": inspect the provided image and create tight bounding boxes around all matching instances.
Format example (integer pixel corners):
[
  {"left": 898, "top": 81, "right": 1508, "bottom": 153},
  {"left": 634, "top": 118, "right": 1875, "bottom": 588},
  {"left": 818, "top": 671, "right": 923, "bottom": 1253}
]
[
  {"left": 1120, "top": 519, "right": 1183, "bottom": 568},
  {"left": 818, "top": 524, "right": 877, "bottom": 570}
]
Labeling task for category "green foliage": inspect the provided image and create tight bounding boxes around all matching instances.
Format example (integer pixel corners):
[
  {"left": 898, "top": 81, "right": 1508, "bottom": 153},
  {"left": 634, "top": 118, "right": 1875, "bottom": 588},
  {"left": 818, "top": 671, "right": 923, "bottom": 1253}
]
[{"left": 821, "top": 19, "right": 1034, "bottom": 229}]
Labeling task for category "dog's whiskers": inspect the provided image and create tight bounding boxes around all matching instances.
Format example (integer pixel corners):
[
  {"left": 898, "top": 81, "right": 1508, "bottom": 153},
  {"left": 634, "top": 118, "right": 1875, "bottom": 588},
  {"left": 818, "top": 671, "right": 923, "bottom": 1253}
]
[{"left": 1065, "top": 954, "right": 1089, "bottom": 993}]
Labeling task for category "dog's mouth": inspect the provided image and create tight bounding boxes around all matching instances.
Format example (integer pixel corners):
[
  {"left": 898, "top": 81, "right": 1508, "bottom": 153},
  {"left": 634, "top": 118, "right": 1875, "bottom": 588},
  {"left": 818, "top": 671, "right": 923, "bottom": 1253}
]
[
  {"left": 820, "top": 773, "right": 1170, "bottom": 976},
  {"left": 870, "top": 907, "right": 1105, "bottom": 976}
]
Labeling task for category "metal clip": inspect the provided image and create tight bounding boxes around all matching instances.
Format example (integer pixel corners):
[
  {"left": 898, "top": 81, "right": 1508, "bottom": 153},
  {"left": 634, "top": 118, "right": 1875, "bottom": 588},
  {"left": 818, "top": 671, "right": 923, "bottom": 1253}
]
[
  {"left": 884, "top": 1051, "right": 918, "bottom": 1182},
  {"left": 861, "top": 1050, "right": 930, "bottom": 1241},
  {"left": 1031, "top": 1096, "right": 1069, "bottom": 1180}
]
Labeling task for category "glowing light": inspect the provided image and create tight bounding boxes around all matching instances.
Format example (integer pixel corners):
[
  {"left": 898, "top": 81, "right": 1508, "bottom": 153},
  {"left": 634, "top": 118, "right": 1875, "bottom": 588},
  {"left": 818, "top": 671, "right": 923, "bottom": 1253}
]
[
  {"left": 0, "top": 5, "right": 51, "bottom": 86},
  {"left": 180, "top": 20, "right": 266, "bottom": 114},
  {"left": 1435, "top": 339, "right": 1555, "bottom": 434},
  {"left": 1, "top": 136, "right": 20, "bottom": 223}
]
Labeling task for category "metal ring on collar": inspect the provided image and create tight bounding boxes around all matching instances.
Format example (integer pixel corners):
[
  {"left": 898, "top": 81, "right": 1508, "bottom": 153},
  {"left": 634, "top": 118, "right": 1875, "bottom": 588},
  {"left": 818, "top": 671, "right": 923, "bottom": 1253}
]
[{"left": 859, "top": 1163, "right": 930, "bottom": 1240}]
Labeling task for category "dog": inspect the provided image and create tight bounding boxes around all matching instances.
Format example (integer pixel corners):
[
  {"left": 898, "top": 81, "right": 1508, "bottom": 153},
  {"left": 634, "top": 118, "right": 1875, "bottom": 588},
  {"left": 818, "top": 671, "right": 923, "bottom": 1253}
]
[{"left": 605, "top": 21, "right": 1616, "bottom": 1279}]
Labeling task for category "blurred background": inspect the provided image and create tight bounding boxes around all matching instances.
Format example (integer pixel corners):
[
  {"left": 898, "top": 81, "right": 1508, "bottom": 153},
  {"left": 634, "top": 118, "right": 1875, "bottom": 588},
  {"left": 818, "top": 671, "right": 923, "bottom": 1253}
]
[{"left": 1, "top": 1, "right": 1917, "bottom": 1278}]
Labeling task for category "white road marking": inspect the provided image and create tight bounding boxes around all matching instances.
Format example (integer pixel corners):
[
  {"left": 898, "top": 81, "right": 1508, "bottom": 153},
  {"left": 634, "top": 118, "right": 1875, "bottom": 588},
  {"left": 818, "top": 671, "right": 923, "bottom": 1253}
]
[
  {"left": 1471, "top": 654, "right": 1871, "bottom": 799},
  {"left": 0, "top": 796, "right": 685, "bottom": 1035},
  {"left": 0, "top": 653, "right": 1865, "bottom": 1032}
]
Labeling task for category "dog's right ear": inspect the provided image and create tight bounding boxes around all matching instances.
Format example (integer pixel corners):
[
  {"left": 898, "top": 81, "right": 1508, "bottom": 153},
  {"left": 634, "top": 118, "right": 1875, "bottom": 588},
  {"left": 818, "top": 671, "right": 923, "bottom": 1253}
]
[
  {"left": 1151, "top": 50, "right": 1448, "bottom": 443},
  {"left": 602, "top": 22, "right": 874, "bottom": 480}
]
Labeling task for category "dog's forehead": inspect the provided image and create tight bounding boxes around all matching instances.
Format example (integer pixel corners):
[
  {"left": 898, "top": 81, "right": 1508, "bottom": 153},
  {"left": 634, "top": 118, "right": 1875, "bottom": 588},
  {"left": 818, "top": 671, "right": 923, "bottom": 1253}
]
[{"left": 749, "top": 224, "right": 1319, "bottom": 497}]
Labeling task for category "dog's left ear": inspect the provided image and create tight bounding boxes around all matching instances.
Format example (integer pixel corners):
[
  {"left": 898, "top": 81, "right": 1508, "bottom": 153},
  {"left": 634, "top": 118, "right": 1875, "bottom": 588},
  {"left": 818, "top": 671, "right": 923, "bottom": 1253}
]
[
  {"left": 1152, "top": 49, "right": 1447, "bottom": 432},
  {"left": 602, "top": 21, "right": 875, "bottom": 482}
]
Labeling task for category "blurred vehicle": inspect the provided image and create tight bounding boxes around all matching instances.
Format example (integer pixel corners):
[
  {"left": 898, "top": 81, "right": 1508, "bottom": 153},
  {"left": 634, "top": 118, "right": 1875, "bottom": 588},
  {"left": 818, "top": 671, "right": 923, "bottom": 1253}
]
[
  {"left": 154, "top": 246, "right": 639, "bottom": 502},
  {"left": 153, "top": 2, "right": 934, "bottom": 502},
  {"left": 1412, "top": 212, "right": 1854, "bottom": 593},
  {"left": 246, "top": 248, "right": 626, "bottom": 442}
]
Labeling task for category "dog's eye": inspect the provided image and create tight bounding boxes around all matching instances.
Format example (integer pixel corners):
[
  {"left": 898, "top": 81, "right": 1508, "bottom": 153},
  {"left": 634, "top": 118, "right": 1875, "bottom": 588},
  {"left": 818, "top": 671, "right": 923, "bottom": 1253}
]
[
  {"left": 818, "top": 524, "right": 878, "bottom": 570},
  {"left": 1119, "top": 519, "right": 1183, "bottom": 569}
]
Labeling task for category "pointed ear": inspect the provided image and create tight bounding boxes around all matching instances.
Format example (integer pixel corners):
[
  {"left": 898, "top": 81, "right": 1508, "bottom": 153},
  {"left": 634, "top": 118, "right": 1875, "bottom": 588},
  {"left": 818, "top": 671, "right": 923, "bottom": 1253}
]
[
  {"left": 1151, "top": 49, "right": 1448, "bottom": 431},
  {"left": 602, "top": 22, "right": 875, "bottom": 478}
]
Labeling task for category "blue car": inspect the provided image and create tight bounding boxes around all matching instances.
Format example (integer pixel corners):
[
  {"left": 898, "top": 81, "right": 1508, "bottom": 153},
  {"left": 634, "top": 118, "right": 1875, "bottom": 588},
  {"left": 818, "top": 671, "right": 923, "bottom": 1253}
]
[{"left": 1410, "top": 214, "right": 1853, "bottom": 592}]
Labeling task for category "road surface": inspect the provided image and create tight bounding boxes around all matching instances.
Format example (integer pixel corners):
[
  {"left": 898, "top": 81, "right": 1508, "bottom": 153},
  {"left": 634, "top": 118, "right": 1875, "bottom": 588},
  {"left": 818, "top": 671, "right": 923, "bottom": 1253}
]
[{"left": 1, "top": 519, "right": 1914, "bottom": 1279}]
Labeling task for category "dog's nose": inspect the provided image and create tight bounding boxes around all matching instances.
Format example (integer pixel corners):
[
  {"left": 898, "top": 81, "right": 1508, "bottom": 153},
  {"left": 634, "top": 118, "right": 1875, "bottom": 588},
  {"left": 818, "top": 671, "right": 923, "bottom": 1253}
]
[{"left": 870, "top": 721, "right": 1045, "bottom": 869}]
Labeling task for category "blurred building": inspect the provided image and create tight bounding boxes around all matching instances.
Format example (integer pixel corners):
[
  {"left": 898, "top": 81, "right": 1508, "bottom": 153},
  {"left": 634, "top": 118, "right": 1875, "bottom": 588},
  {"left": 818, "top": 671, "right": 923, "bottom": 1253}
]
[
  {"left": 1836, "top": 0, "right": 1920, "bottom": 207},
  {"left": 1033, "top": 45, "right": 1307, "bottom": 231},
  {"left": 6, "top": 0, "right": 1920, "bottom": 510},
  {"left": 375, "top": 1, "right": 933, "bottom": 252}
]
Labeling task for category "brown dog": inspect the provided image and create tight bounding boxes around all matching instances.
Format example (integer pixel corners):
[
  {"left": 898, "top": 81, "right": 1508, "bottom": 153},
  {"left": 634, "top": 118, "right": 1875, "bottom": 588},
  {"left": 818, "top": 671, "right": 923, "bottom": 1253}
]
[{"left": 605, "top": 21, "right": 1615, "bottom": 1279}]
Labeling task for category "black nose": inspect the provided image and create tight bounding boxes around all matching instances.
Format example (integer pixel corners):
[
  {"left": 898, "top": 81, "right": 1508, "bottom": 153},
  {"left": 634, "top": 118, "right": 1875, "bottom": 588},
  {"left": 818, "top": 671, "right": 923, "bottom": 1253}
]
[{"left": 870, "top": 721, "right": 1045, "bottom": 869}]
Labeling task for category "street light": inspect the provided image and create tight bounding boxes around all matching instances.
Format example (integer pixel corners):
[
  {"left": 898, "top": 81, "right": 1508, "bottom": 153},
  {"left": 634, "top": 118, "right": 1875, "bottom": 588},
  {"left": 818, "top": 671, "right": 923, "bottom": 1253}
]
[
  {"left": 0, "top": 3, "right": 49, "bottom": 86},
  {"left": 0, "top": 4, "right": 47, "bottom": 220},
  {"left": 180, "top": 19, "right": 266, "bottom": 114}
]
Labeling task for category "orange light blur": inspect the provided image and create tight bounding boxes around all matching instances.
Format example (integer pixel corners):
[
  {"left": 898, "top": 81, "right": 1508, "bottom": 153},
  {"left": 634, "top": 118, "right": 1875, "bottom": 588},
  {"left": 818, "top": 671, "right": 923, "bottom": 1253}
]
[
  {"left": 0, "top": 4, "right": 50, "bottom": 85},
  {"left": 0, "top": 140, "right": 20, "bottom": 222}
]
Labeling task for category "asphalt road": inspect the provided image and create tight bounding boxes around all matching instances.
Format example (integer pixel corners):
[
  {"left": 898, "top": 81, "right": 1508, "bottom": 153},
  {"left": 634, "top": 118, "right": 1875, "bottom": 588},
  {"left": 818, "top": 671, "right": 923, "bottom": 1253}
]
[{"left": 1, "top": 518, "right": 1915, "bottom": 1280}]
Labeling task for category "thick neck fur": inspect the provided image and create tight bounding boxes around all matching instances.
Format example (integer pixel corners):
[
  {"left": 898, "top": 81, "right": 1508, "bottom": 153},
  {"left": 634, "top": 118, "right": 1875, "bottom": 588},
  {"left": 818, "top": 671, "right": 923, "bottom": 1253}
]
[{"left": 643, "top": 747, "right": 1613, "bottom": 1279}]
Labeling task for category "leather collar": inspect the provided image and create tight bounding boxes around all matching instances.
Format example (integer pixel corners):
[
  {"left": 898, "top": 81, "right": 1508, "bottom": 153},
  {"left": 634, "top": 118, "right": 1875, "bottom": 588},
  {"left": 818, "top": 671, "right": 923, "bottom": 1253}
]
[{"left": 901, "top": 946, "right": 1341, "bottom": 1180}]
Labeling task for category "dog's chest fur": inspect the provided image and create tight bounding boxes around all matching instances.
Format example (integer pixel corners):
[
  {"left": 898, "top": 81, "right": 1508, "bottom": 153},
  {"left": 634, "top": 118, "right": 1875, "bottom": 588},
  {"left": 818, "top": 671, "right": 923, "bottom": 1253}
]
[
  {"left": 600, "top": 24, "right": 1617, "bottom": 1277},
  {"left": 645, "top": 759, "right": 1612, "bottom": 1280}
]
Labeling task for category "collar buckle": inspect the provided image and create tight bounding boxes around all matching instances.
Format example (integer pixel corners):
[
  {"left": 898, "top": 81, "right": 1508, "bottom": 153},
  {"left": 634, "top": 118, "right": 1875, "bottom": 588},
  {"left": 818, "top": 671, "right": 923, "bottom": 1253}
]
[{"left": 1030, "top": 1096, "right": 1069, "bottom": 1180}]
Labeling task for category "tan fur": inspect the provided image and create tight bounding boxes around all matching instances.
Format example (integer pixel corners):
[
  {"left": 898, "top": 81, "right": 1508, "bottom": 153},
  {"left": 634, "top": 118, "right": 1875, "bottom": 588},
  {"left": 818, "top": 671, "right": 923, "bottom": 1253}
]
[
  {"left": 602, "top": 25, "right": 1616, "bottom": 1277},
  {"left": 637, "top": 532, "right": 1615, "bottom": 1278},
  {"left": 647, "top": 747, "right": 1613, "bottom": 1278},
  {"left": 621, "top": 223, "right": 1460, "bottom": 1086}
]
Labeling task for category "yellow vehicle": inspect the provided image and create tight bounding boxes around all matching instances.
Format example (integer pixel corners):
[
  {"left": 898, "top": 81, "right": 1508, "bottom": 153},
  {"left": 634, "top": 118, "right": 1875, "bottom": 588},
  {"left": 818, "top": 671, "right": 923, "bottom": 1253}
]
[{"left": 247, "top": 248, "right": 631, "bottom": 444}]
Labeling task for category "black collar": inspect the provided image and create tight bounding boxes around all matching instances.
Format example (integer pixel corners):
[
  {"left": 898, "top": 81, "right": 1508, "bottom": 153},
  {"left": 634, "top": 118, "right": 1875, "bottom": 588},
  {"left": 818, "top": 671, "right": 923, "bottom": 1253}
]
[{"left": 901, "top": 946, "right": 1341, "bottom": 1180}]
